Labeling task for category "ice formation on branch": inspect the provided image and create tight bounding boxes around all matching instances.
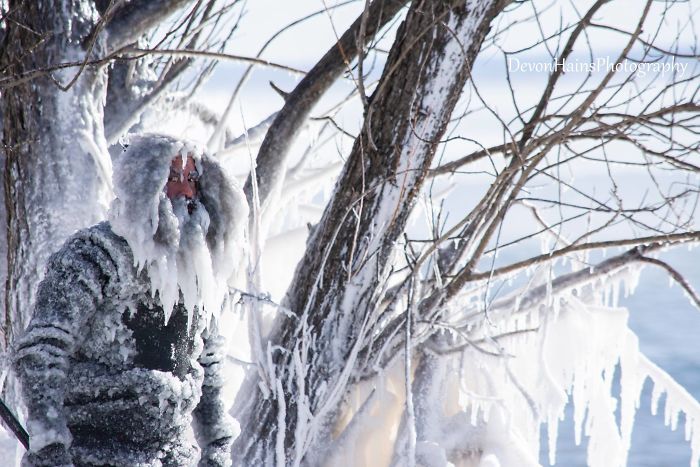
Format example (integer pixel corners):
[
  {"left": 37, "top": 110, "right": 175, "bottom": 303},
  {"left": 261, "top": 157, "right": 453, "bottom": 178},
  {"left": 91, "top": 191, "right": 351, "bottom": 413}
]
[{"left": 330, "top": 270, "right": 700, "bottom": 467}]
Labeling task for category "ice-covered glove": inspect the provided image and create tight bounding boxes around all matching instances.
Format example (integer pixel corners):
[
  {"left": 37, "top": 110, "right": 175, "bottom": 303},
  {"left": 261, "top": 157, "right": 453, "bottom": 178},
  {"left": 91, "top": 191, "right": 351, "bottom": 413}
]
[
  {"left": 22, "top": 442, "right": 73, "bottom": 467},
  {"left": 199, "top": 436, "right": 233, "bottom": 467},
  {"left": 194, "top": 328, "right": 234, "bottom": 467}
]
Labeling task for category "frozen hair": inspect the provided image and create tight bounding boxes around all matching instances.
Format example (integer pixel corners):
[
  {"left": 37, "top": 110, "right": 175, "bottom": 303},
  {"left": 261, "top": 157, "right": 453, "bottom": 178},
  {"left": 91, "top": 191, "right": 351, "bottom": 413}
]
[{"left": 109, "top": 133, "right": 248, "bottom": 322}]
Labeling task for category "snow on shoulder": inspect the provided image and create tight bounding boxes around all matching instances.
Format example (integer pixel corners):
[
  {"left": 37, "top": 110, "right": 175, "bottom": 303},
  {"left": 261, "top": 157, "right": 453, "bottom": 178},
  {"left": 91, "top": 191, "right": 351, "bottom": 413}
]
[{"left": 109, "top": 133, "right": 248, "bottom": 327}]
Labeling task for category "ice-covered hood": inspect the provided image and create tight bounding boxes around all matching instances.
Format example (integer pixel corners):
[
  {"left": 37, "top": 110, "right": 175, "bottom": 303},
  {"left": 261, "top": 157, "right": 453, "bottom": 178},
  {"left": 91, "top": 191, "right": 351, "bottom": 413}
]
[{"left": 109, "top": 133, "right": 247, "bottom": 324}]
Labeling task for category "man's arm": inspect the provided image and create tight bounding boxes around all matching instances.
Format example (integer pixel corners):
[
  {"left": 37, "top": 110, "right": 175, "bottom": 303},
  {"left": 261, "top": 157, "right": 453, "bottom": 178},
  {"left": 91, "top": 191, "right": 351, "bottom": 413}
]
[
  {"left": 13, "top": 234, "right": 115, "bottom": 467},
  {"left": 193, "top": 322, "right": 235, "bottom": 467}
]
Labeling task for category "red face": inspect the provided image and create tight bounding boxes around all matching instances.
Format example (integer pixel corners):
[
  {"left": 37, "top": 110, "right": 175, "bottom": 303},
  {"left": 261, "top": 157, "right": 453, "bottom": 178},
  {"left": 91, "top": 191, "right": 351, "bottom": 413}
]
[{"left": 166, "top": 154, "right": 199, "bottom": 201}]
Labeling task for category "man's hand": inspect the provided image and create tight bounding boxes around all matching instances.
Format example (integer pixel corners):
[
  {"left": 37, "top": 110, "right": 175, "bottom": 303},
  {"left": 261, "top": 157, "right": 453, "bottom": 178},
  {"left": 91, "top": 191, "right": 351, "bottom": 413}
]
[
  {"left": 199, "top": 437, "right": 233, "bottom": 467},
  {"left": 22, "top": 443, "right": 73, "bottom": 467}
]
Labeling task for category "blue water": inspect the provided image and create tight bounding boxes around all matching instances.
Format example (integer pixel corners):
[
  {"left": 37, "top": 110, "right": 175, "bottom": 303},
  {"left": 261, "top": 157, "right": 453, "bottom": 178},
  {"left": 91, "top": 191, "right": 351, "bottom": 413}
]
[{"left": 539, "top": 248, "right": 700, "bottom": 467}]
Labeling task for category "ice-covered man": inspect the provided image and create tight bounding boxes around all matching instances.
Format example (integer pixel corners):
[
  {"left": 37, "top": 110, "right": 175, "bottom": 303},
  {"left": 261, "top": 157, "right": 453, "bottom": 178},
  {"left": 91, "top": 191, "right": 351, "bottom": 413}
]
[{"left": 13, "top": 134, "right": 247, "bottom": 466}]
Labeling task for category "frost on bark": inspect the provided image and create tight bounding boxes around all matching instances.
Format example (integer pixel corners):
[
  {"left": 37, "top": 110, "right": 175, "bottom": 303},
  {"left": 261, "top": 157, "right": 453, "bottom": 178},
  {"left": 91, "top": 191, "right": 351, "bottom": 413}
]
[
  {"left": 0, "top": 0, "right": 200, "bottom": 360},
  {"left": 1, "top": 0, "right": 112, "bottom": 350},
  {"left": 232, "top": 0, "right": 509, "bottom": 464}
]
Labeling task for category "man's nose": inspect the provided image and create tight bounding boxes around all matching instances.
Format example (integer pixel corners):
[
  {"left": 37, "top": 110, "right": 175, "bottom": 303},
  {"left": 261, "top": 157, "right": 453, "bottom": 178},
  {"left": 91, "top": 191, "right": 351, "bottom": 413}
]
[{"left": 180, "top": 181, "right": 195, "bottom": 199}]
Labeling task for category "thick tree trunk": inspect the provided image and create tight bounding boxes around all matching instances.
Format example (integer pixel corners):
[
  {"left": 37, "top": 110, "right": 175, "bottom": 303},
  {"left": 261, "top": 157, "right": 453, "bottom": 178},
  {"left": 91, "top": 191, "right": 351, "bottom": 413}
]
[
  {"left": 1, "top": 1, "right": 111, "bottom": 351},
  {"left": 243, "top": 0, "right": 408, "bottom": 240},
  {"left": 233, "top": 1, "right": 508, "bottom": 465}
]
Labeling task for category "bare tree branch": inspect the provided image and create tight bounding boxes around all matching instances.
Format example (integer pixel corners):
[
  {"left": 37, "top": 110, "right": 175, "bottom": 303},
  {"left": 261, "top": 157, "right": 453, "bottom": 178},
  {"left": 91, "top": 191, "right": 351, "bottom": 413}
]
[
  {"left": 468, "top": 231, "right": 700, "bottom": 282},
  {"left": 125, "top": 46, "right": 307, "bottom": 75},
  {"left": 638, "top": 256, "right": 700, "bottom": 310},
  {"left": 105, "top": 0, "right": 193, "bottom": 53},
  {"left": 242, "top": 0, "right": 409, "bottom": 209}
]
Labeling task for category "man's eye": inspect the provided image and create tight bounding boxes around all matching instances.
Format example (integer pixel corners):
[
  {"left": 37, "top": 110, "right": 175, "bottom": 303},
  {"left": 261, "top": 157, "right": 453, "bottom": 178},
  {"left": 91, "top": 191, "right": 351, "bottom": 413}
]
[{"left": 188, "top": 170, "right": 200, "bottom": 183}]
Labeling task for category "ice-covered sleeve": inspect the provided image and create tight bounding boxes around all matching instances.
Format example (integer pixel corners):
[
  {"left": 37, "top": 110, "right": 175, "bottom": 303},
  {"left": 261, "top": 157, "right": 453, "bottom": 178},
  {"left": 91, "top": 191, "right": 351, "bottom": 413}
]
[
  {"left": 193, "top": 322, "right": 235, "bottom": 467},
  {"left": 13, "top": 234, "right": 117, "bottom": 467}
]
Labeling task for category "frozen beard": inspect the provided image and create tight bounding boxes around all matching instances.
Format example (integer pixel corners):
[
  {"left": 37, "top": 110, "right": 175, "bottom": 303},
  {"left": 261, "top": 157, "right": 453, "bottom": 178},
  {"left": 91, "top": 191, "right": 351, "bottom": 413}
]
[
  {"left": 114, "top": 192, "right": 226, "bottom": 329},
  {"left": 159, "top": 195, "right": 218, "bottom": 327}
]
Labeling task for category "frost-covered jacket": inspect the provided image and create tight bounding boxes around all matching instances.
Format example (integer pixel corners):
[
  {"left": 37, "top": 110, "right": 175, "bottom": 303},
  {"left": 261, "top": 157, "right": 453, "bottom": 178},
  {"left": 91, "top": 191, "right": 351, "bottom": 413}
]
[{"left": 13, "top": 222, "right": 234, "bottom": 467}]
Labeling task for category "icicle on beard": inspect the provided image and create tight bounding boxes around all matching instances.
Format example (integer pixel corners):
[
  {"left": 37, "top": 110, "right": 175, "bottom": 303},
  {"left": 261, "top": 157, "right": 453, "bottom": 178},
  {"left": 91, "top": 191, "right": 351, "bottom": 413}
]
[{"left": 151, "top": 195, "right": 220, "bottom": 329}]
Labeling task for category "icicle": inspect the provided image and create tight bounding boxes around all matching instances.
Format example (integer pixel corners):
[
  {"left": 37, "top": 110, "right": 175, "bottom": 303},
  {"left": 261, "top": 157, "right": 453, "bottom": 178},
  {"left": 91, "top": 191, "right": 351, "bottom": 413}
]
[
  {"left": 545, "top": 275, "right": 553, "bottom": 309},
  {"left": 470, "top": 401, "right": 479, "bottom": 426},
  {"left": 572, "top": 370, "right": 586, "bottom": 446},
  {"left": 275, "top": 378, "right": 287, "bottom": 467},
  {"left": 618, "top": 331, "right": 644, "bottom": 461},
  {"left": 664, "top": 397, "right": 681, "bottom": 431},
  {"left": 547, "top": 411, "right": 559, "bottom": 465},
  {"left": 651, "top": 384, "right": 662, "bottom": 416}
]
